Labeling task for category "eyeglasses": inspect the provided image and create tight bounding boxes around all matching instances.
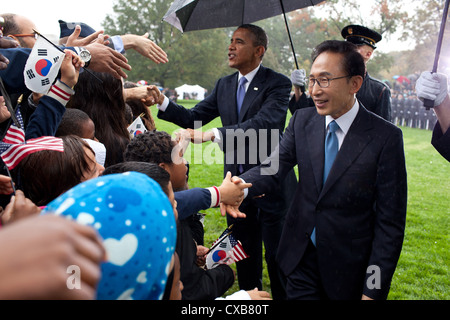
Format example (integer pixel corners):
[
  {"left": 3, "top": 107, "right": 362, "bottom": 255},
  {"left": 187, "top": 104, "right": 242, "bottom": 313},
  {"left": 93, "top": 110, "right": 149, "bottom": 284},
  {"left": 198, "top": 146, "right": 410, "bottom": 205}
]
[
  {"left": 10, "top": 32, "right": 38, "bottom": 40},
  {"left": 309, "top": 75, "right": 352, "bottom": 88}
]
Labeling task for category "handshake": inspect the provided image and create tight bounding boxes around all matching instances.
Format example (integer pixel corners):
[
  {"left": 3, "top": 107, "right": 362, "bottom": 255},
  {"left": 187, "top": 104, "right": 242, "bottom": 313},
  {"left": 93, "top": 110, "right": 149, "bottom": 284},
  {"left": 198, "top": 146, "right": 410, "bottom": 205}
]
[{"left": 216, "top": 172, "right": 252, "bottom": 219}]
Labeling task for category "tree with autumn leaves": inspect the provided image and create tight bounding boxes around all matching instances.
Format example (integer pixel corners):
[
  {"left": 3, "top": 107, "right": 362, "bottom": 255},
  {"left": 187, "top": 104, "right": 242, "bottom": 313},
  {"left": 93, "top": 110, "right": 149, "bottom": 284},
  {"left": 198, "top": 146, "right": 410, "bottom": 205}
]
[{"left": 101, "top": 0, "right": 448, "bottom": 92}]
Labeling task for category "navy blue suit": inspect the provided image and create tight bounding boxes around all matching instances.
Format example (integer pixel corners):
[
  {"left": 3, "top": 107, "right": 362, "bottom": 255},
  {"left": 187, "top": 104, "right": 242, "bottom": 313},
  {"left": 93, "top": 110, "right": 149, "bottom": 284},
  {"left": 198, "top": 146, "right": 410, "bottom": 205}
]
[
  {"left": 158, "top": 65, "right": 297, "bottom": 299},
  {"left": 240, "top": 105, "right": 407, "bottom": 299}
]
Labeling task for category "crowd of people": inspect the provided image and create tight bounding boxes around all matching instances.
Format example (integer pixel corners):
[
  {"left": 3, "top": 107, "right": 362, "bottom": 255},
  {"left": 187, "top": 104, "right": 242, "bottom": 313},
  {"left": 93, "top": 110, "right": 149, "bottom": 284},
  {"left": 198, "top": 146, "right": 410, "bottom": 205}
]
[{"left": 0, "top": 12, "right": 448, "bottom": 301}]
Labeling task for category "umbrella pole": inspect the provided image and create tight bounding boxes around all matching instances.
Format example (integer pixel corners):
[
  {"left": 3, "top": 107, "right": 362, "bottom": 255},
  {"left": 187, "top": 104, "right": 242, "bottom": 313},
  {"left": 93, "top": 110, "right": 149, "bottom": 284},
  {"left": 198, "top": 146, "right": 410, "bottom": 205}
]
[
  {"left": 280, "top": 0, "right": 305, "bottom": 92},
  {"left": 424, "top": 0, "right": 450, "bottom": 110},
  {"left": 279, "top": 0, "right": 298, "bottom": 69}
]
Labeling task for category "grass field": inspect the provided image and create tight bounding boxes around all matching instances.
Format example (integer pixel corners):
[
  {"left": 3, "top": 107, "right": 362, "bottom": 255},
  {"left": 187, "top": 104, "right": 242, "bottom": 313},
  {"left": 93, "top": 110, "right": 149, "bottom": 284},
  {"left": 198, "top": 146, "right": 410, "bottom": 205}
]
[{"left": 150, "top": 101, "right": 449, "bottom": 300}]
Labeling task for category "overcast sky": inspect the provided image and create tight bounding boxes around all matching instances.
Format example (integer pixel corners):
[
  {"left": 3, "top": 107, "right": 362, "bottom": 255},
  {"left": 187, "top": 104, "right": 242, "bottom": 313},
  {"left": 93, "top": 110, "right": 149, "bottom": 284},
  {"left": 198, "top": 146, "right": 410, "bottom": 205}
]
[
  {"left": 2, "top": 0, "right": 115, "bottom": 38},
  {"left": 2, "top": 0, "right": 414, "bottom": 52}
]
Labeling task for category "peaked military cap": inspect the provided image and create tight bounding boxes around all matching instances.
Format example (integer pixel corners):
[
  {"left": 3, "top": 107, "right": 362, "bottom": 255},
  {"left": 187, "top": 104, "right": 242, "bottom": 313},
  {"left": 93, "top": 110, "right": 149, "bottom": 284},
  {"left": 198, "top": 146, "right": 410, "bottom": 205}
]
[{"left": 341, "top": 24, "right": 382, "bottom": 49}]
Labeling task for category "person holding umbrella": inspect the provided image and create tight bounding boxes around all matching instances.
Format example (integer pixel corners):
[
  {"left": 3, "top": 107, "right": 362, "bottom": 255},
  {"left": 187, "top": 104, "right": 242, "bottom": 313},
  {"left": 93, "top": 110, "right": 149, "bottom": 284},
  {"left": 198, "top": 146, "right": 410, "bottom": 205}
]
[
  {"left": 156, "top": 24, "right": 297, "bottom": 300},
  {"left": 289, "top": 24, "right": 392, "bottom": 122},
  {"left": 415, "top": 71, "right": 450, "bottom": 161}
]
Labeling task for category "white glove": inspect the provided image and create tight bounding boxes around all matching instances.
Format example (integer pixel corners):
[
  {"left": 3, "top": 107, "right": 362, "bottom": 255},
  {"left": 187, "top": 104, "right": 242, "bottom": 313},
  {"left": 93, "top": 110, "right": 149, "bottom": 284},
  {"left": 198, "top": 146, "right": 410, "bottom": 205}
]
[
  {"left": 291, "top": 69, "right": 306, "bottom": 87},
  {"left": 415, "top": 71, "right": 449, "bottom": 107}
]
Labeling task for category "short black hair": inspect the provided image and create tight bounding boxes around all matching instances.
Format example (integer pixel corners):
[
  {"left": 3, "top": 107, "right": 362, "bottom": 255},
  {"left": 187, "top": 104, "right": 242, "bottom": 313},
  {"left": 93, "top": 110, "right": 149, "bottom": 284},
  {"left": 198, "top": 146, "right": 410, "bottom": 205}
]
[
  {"left": 102, "top": 161, "right": 171, "bottom": 196},
  {"left": 56, "top": 108, "right": 92, "bottom": 137},
  {"left": 123, "top": 130, "right": 174, "bottom": 164},
  {"left": 312, "top": 40, "right": 365, "bottom": 78},
  {"left": 238, "top": 24, "right": 268, "bottom": 56}
]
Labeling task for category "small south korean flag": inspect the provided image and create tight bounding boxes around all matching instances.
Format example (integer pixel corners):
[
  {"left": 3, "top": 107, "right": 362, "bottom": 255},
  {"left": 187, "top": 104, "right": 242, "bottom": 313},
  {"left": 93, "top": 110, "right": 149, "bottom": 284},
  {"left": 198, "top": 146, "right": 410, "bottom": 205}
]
[
  {"left": 127, "top": 116, "right": 148, "bottom": 139},
  {"left": 24, "top": 35, "right": 64, "bottom": 94}
]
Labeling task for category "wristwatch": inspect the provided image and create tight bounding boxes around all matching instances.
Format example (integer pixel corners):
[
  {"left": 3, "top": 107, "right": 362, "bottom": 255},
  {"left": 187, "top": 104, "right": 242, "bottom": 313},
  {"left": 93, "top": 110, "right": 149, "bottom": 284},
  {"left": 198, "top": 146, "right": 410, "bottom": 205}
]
[{"left": 79, "top": 47, "right": 91, "bottom": 68}]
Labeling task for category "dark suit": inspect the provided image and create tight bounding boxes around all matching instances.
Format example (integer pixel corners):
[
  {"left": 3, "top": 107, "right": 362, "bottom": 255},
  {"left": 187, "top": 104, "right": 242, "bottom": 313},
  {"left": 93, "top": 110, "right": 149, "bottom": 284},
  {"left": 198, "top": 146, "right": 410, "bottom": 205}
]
[
  {"left": 158, "top": 65, "right": 297, "bottom": 299},
  {"left": 240, "top": 104, "right": 407, "bottom": 300}
]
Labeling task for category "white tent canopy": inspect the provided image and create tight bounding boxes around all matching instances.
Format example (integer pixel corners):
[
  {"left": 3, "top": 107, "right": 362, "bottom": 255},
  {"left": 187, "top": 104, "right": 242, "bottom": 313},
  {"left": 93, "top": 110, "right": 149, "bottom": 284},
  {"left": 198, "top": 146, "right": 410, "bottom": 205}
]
[{"left": 175, "top": 84, "right": 206, "bottom": 100}]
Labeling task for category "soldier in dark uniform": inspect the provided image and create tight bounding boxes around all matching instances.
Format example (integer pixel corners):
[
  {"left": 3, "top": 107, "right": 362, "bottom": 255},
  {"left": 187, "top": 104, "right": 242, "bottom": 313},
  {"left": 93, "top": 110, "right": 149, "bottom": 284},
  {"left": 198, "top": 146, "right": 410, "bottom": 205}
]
[{"left": 289, "top": 24, "right": 392, "bottom": 122}]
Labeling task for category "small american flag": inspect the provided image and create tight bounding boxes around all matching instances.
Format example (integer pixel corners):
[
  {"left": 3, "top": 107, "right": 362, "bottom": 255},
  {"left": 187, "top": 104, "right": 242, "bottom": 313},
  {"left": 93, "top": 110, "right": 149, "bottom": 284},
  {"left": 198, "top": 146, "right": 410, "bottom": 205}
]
[
  {"left": 205, "top": 225, "right": 248, "bottom": 269},
  {"left": 228, "top": 233, "right": 249, "bottom": 262},
  {"left": 2, "top": 107, "right": 25, "bottom": 145},
  {"left": 0, "top": 107, "right": 64, "bottom": 170}
]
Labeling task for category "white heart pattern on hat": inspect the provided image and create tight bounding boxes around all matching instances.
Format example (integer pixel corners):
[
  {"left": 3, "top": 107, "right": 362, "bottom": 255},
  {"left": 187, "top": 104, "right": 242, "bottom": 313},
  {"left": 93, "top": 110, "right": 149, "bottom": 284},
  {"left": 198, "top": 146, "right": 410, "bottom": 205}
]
[{"left": 103, "top": 233, "right": 138, "bottom": 266}]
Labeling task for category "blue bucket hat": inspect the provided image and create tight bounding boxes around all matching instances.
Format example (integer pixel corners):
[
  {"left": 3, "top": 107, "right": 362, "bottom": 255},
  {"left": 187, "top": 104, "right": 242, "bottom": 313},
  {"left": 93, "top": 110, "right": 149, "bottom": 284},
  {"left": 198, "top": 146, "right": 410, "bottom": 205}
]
[{"left": 42, "top": 171, "right": 177, "bottom": 300}]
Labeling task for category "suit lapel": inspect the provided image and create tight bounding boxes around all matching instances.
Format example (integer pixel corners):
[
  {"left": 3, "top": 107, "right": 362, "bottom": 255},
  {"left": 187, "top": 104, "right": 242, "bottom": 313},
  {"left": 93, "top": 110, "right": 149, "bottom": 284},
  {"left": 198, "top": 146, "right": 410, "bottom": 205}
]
[
  {"left": 306, "top": 114, "right": 326, "bottom": 195},
  {"left": 319, "top": 106, "right": 374, "bottom": 200},
  {"left": 225, "top": 73, "right": 239, "bottom": 124},
  {"left": 238, "top": 66, "right": 266, "bottom": 122}
]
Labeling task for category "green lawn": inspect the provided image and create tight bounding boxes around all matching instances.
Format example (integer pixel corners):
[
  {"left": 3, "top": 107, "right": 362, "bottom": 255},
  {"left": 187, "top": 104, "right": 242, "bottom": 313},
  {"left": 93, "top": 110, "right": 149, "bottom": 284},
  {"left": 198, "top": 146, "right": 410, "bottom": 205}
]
[{"left": 150, "top": 101, "right": 449, "bottom": 300}]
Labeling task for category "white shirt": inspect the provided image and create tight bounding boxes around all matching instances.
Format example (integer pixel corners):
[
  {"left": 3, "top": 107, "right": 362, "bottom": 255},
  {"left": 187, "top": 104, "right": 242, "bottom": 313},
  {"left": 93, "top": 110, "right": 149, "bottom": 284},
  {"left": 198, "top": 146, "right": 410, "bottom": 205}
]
[
  {"left": 212, "top": 64, "right": 261, "bottom": 143},
  {"left": 241, "top": 98, "right": 360, "bottom": 200},
  {"left": 325, "top": 98, "right": 360, "bottom": 150},
  {"left": 157, "top": 64, "right": 261, "bottom": 116}
]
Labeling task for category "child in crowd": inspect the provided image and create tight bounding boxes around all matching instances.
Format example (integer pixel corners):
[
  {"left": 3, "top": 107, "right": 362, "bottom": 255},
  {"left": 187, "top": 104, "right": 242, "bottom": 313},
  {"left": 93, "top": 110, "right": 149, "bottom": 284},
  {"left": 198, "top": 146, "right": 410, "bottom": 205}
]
[
  {"left": 42, "top": 172, "right": 177, "bottom": 300},
  {"left": 55, "top": 108, "right": 106, "bottom": 166},
  {"left": 103, "top": 160, "right": 235, "bottom": 300},
  {"left": 12, "top": 135, "right": 104, "bottom": 207}
]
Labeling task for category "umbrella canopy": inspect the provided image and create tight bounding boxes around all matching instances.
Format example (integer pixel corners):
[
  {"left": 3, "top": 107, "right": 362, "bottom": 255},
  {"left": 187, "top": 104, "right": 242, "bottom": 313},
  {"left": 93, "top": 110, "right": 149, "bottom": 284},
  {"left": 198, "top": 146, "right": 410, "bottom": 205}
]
[
  {"left": 163, "top": 0, "right": 326, "bottom": 33},
  {"left": 163, "top": 0, "right": 326, "bottom": 70}
]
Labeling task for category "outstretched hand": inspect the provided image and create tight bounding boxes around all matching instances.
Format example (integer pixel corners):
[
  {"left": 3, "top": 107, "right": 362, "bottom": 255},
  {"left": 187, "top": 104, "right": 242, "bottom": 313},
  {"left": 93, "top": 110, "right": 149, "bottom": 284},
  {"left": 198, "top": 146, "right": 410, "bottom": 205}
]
[
  {"left": 124, "top": 33, "right": 169, "bottom": 64},
  {"left": 86, "top": 42, "right": 131, "bottom": 80},
  {"left": 64, "top": 25, "right": 110, "bottom": 47}
]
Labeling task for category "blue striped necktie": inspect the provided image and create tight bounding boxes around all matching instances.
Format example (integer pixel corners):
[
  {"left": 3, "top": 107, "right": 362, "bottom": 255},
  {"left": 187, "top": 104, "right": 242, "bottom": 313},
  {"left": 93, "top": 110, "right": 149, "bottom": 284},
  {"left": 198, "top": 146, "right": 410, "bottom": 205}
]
[
  {"left": 323, "top": 120, "right": 340, "bottom": 183},
  {"left": 236, "top": 76, "right": 248, "bottom": 115},
  {"left": 311, "top": 120, "right": 340, "bottom": 246},
  {"left": 237, "top": 77, "right": 248, "bottom": 173}
]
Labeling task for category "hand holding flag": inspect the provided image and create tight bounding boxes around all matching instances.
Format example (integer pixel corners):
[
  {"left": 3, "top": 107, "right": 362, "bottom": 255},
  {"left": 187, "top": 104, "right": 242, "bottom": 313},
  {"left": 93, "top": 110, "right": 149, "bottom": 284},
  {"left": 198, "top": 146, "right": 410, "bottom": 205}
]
[
  {"left": 205, "top": 225, "right": 249, "bottom": 269},
  {"left": 127, "top": 114, "right": 148, "bottom": 139},
  {"left": 24, "top": 35, "right": 65, "bottom": 94}
]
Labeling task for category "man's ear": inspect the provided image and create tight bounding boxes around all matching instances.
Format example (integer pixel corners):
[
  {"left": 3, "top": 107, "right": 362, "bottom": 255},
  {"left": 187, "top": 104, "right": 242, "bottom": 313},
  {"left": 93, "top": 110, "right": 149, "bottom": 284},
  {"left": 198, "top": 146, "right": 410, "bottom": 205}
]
[
  {"left": 350, "top": 75, "right": 364, "bottom": 94},
  {"left": 255, "top": 45, "right": 265, "bottom": 60},
  {"left": 7, "top": 35, "right": 19, "bottom": 43}
]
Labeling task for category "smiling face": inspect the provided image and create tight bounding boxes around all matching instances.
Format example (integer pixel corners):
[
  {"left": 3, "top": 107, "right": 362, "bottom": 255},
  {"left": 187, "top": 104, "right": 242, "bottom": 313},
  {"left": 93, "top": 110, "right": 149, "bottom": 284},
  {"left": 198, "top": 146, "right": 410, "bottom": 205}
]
[
  {"left": 228, "top": 27, "right": 264, "bottom": 75},
  {"left": 80, "top": 146, "right": 104, "bottom": 182},
  {"left": 309, "top": 51, "right": 362, "bottom": 119}
]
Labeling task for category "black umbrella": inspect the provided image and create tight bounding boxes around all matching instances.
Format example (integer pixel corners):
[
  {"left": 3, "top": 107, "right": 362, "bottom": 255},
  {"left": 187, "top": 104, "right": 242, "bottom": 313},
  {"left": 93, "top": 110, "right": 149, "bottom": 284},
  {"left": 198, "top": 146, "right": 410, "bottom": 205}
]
[
  {"left": 163, "top": 0, "right": 326, "bottom": 69},
  {"left": 423, "top": 0, "right": 449, "bottom": 110}
]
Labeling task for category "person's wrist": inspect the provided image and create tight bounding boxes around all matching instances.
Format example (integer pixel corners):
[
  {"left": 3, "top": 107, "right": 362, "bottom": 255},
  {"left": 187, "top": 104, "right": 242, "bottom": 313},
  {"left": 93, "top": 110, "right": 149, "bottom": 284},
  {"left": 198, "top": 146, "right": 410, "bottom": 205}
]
[
  {"left": 203, "top": 131, "right": 215, "bottom": 142},
  {"left": 157, "top": 95, "right": 165, "bottom": 105},
  {"left": 212, "top": 186, "right": 221, "bottom": 207}
]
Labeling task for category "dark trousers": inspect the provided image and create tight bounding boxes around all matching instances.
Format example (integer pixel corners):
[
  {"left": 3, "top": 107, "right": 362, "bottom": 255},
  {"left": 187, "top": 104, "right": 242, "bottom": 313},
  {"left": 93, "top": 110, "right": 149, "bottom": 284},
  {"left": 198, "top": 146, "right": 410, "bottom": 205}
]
[
  {"left": 286, "top": 240, "right": 329, "bottom": 300},
  {"left": 227, "top": 201, "right": 287, "bottom": 300}
]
